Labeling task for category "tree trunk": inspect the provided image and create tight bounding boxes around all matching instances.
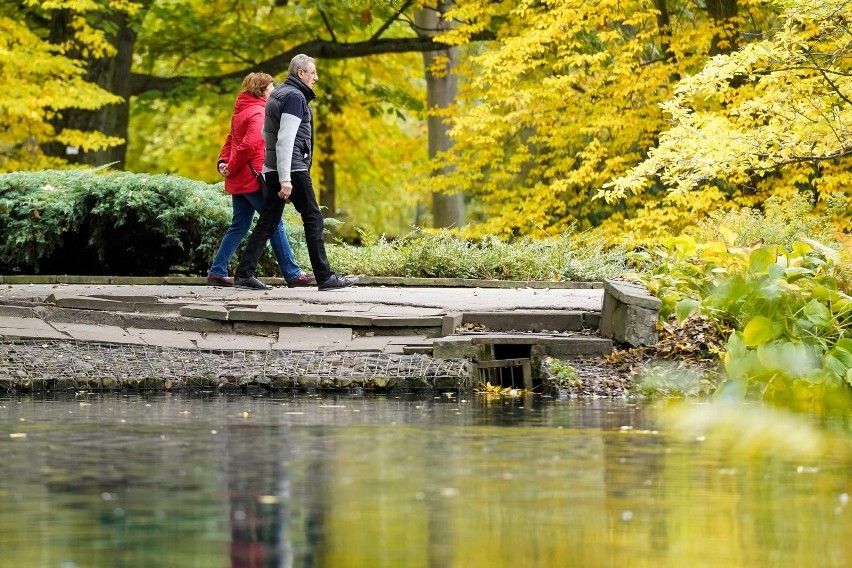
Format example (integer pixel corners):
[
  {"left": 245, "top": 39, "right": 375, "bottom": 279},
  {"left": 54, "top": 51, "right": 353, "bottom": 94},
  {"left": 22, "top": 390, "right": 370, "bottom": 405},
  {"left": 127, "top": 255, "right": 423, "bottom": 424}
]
[
  {"left": 42, "top": 11, "right": 137, "bottom": 168},
  {"left": 416, "top": 5, "right": 465, "bottom": 229},
  {"left": 706, "top": 0, "right": 739, "bottom": 55},
  {"left": 317, "top": 100, "right": 338, "bottom": 217},
  {"left": 653, "top": 0, "right": 680, "bottom": 84}
]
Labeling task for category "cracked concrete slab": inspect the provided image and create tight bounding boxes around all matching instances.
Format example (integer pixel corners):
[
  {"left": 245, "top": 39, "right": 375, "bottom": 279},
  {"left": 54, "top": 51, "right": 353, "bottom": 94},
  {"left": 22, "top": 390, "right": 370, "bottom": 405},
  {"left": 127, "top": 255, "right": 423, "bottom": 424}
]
[
  {"left": 50, "top": 322, "right": 143, "bottom": 345},
  {"left": 196, "top": 332, "right": 274, "bottom": 351},
  {"left": 273, "top": 326, "right": 352, "bottom": 351},
  {"left": 126, "top": 328, "right": 203, "bottom": 349}
]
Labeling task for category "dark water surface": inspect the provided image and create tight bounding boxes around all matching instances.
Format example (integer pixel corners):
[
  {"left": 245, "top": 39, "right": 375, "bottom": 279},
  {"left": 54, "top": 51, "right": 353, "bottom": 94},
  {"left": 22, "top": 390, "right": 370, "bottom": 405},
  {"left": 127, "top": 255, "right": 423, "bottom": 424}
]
[{"left": 0, "top": 393, "right": 849, "bottom": 568}]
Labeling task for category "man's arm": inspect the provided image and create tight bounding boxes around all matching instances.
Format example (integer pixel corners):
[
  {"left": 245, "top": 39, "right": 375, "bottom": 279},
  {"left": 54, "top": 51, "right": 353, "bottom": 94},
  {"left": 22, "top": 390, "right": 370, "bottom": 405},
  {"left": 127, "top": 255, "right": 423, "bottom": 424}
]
[
  {"left": 275, "top": 114, "right": 300, "bottom": 183},
  {"left": 273, "top": 94, "right": 305, "bottom": 200}
]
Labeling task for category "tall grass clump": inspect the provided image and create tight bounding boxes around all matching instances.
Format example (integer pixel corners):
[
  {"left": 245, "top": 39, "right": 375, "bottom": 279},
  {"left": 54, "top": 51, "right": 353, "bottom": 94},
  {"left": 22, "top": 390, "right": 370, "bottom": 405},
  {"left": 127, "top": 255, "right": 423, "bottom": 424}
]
[
  {"left": 688, "top": 193, "right": 843, "bottom": 249},
  {"left": 327, "top": 228, "right": 627, "bottom": 282}
]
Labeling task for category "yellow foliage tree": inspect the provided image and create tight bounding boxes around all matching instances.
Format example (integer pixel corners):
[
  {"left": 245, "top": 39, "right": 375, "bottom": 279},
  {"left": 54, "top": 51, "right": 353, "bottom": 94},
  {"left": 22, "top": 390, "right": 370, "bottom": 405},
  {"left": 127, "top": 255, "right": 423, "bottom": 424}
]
[
  {"left": 0, "top": 1, "right": 131, "bottom": 171},
  {"left": 426, "top": 0, "right": 779, "bottom": 240},
  {"left": 603, "top": 0, "right": 852, "bottom": 232},
  {"left": 317, "top": 55, "right": 431, "bottom": 237}
]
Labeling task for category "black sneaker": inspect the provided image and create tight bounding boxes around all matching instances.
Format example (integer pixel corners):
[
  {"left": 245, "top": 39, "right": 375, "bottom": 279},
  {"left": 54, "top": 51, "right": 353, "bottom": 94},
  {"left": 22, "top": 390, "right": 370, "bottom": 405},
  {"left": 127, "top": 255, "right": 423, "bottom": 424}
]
[
  {"left": 234, "top": 276, "right": 272, "bottom": 290},
  {"left": 317, "top": 274, "right": 358, "bottom": 290}
]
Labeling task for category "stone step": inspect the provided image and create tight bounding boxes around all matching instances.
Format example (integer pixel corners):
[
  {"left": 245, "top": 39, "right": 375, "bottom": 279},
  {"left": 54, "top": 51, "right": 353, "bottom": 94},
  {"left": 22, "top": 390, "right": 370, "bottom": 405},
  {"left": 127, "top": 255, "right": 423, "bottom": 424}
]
[
  {"left": 432, "top": 333, "right": 612, "bottom": 359},
  {"left": 461, "top": 310, "right": 599, "bottom": 332},
  {"left": 14, "top": 298, "right": 606, "bottom": 341}
]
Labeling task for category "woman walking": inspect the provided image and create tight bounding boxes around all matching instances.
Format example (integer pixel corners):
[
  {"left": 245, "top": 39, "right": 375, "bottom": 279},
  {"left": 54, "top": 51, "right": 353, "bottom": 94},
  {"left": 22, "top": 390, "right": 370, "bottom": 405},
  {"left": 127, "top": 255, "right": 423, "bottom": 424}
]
[{"left": 207, "top": 72, "right": 314, "bottom": 288}]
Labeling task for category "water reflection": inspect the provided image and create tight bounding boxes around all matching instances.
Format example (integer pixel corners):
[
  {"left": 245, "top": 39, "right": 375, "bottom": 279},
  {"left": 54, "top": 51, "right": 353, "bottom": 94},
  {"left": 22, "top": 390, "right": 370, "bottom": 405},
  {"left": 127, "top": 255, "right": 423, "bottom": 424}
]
[{"left": 0, "top": 393, "right": 848, "bottom": 567}]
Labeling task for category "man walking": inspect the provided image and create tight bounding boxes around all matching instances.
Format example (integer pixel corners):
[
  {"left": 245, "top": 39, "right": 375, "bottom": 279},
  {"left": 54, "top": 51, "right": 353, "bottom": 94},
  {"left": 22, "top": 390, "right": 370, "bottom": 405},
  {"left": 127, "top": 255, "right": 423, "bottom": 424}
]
[{"left": 234, "top": 54, "right": 357, "bottom": 291}]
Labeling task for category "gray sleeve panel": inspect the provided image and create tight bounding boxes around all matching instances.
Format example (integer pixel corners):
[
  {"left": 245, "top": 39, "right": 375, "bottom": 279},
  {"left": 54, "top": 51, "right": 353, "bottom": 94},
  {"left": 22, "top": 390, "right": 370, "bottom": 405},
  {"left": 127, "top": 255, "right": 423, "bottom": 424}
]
[{"left": 275, "top": 114, "right": 301, "bottom": 182}]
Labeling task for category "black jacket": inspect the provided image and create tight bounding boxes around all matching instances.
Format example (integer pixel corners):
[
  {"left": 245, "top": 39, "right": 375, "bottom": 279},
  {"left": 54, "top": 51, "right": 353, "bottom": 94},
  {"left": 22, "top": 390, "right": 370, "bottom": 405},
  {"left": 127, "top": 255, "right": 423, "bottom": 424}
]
[{"left": 262, "top": 74, "right": 316, "bottom": 173}]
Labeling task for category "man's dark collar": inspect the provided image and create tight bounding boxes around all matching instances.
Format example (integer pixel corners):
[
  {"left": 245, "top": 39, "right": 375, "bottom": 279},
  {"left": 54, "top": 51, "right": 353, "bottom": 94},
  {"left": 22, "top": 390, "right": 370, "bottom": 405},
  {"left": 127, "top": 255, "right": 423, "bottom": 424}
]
[{"left": 284, "top": 74, "right": 316, "bottom": 101}]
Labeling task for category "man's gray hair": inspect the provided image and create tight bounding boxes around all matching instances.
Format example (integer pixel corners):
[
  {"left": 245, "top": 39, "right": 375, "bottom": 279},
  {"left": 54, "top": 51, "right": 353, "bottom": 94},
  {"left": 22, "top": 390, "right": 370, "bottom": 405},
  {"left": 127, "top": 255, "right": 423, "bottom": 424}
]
[{"left": 288, "top": 54, "right": 315, "bottom": 76}]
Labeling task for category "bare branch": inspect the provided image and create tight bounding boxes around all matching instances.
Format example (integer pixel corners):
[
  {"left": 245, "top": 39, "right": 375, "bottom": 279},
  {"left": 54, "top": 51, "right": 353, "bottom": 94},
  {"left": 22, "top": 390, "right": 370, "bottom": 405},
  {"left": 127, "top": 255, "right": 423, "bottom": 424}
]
[
  {"left": 129, "top": 32, "right": 494, "bottom": 96},
  {"left": 319, "top": 10, "right": 338, "bottom": 43},
  {"left": 369, "top": 0, "right": 416, "bottom": 42},
  {"left": 755, "top": 146, "right": 852, "bottom": 169}
]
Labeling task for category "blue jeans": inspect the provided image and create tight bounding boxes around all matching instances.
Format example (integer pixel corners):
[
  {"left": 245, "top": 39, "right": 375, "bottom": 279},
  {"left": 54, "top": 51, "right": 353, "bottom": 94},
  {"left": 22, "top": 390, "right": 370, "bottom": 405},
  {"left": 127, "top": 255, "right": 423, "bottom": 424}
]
[{"left": 209, "top": 189, "right": 301, "bottom": 279}]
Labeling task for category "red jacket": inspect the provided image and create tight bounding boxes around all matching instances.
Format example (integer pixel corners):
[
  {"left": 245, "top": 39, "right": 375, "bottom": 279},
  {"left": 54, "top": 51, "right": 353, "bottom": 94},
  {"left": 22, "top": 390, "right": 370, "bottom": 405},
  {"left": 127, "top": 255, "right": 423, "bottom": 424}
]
[{"left": 217, "top": 92, "right": 266, "bottom": 195}]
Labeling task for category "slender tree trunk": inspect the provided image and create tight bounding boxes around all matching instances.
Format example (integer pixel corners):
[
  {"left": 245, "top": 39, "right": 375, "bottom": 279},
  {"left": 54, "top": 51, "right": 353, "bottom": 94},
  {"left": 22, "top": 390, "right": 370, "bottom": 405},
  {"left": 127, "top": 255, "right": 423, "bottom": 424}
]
[
  {"left": 42, "top": 10, "right": 139, "bottom": 168},
  {"left": 706, "top": 0, "right": 739, "bottom": 55},
  {"left": 317, "top": 100, "right": 338, "bottom": 216},
  {"left": 653, "top": 0, "right": 680, "bottom": 84},
  {"left": 416, "top": 4, "right": 465, "bottom": 229},
  {"left": 653, "top": 0, "right": 672, "bottom": 61}
]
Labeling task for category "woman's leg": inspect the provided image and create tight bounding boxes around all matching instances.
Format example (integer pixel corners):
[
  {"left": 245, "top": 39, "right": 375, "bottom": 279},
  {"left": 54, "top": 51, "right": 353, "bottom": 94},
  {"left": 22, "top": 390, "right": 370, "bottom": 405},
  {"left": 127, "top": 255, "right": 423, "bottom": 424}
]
[
  {"left": 209, "top": 194, "right": 254, "bottom": 276},
  {"left": 236, "top": 172, "right": 287, "bottom": 279},
  {"left": 243, "top": 189, "right": 302, "bottom": 279}
]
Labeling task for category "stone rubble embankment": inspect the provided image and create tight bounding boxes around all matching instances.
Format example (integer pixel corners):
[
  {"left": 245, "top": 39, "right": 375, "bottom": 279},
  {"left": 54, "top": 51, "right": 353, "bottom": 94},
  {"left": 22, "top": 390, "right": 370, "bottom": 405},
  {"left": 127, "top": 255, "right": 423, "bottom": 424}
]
[{"left": 0, "top": 277, "right": 657, "bottom": 392}]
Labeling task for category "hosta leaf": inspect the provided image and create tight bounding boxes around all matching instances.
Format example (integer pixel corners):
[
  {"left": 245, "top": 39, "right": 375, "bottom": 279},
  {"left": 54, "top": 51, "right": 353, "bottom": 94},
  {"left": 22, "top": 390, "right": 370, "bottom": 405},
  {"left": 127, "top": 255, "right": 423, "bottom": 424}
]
[
  {"left": 802, "top": 299, "right": 831, "bottom": 327},
  {"left": 749, "top": 246, "right": 778, "bottom": 274},
  {"left": 743, "top": 316, "right": 781, "bottom": 346},
  {"left": 825, "top": 339, "right": 852, "bottom": 378},
  {"left": 725, "top": 331, "right": 747, "bottom": 357},
  {"left": 755, "top": 283, "right": 783, "bottom": 301},
  {"left": 675, "top": 298, "right": 700, "bottom": 322},
  {"left": 783, "top": 266, "right": 812, "bottom": 282},
  {"left": 824, "top": 352, "right": 852, "bottom": 377},
  {"left": 757, "top": 341, "right": 819, "bottom": 377}
]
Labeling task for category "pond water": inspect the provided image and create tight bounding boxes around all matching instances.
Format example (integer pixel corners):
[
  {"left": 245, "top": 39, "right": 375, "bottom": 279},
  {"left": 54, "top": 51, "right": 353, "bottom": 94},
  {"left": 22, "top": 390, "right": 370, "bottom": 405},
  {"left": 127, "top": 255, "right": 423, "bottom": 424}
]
[{"left": 0, "top": 392, "right": 849, "bottom": 568}]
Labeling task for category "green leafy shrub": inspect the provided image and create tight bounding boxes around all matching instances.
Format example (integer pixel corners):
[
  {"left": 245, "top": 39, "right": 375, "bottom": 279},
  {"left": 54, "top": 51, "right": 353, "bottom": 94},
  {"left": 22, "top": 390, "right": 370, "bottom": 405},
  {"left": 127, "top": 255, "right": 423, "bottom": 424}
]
[
  {"left": 0, "top": 169, "right": 232, "bottom": 275},
  {"left": 548, "top": 359, "right": 581, "bottom": 388},
  {"left": 0, "top": 168, "right": 313, "bottom": 276},
  {"left": 0, "top": 169, "right": 625, "bottom": 281},
  {"left": 686, "top": 193, "right": 852, "bottom": 294},
  {"left": 0, "top": 168, "right": 307, "bottom": 276},
  {"left": 633, "top": 234, "right": 852, "bottom": 398}
]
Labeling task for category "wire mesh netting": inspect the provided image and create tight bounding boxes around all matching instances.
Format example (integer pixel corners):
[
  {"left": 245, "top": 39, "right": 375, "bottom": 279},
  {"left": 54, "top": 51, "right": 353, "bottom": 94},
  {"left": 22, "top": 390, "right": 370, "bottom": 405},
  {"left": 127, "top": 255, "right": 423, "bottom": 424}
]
[{"left": 0, "top": 340, "right": 469, "bottom": 387}]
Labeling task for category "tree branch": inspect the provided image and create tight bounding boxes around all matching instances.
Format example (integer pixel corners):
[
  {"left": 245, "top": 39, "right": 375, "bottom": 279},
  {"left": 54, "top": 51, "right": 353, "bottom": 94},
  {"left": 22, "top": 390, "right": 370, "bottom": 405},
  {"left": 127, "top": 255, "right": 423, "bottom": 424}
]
[
  {"left": 755, "top": 146, "right": 852, "bottom": 169},
  {"left": 129, "top": 33, "right": 493, "bottom": 96},
  {"left": 369, "top": 0, "right": 416, "bottom": 42},
  {"left": 319, "top": 10, "right": 338, "bottom": 43}
]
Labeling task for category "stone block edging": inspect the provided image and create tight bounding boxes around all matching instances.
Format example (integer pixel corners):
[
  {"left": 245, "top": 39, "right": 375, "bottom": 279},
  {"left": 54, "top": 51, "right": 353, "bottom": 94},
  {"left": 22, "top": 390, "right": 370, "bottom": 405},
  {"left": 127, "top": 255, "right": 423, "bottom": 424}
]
[
  {"left": 0, "top": 274, "right": 602, "bottom": 289},
  {"left": 599, "top": 278, "right": 661, "bottom": 347}
]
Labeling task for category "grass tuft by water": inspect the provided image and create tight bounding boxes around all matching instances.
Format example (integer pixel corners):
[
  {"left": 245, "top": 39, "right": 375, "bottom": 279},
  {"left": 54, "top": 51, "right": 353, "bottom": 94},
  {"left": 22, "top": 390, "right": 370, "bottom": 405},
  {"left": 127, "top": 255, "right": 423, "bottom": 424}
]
[{"left": 326, "top": 228, "right": 627, "bottom": 282}]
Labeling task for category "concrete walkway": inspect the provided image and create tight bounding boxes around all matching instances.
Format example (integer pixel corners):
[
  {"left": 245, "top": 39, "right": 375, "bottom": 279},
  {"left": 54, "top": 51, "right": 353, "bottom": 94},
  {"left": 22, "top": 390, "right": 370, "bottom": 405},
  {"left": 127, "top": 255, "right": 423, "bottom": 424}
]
[{"left": 0, "top": 279, "right": 605, "bottom": 355}]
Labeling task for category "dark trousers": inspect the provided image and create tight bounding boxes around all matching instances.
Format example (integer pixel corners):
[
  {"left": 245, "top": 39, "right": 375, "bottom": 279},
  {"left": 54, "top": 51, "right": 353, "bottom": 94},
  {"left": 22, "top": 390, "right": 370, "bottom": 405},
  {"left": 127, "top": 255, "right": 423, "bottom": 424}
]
[{"left": 236, "top": 170, "right": 332, "bottom": 283}]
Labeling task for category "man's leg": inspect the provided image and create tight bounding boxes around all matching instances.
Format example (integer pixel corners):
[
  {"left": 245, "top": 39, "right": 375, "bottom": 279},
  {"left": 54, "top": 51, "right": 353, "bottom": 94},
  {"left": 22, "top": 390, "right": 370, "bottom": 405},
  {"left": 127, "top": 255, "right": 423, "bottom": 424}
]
[
  {"left": 235, "top": 171, "right": 287, "bottom": 279},
  {"left": 244, "top": 189, "right": 302, "bottom": 280},
  {"left": 287, "top": 171, "right": 333, "bottom": 283}
]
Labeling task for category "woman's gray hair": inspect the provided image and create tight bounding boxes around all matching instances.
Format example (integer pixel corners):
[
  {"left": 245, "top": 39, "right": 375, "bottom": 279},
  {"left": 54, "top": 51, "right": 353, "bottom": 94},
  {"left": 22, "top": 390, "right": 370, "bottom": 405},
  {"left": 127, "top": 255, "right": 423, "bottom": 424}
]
[{"left": 288, "top": 54, "right": 315, "bottom": 76}]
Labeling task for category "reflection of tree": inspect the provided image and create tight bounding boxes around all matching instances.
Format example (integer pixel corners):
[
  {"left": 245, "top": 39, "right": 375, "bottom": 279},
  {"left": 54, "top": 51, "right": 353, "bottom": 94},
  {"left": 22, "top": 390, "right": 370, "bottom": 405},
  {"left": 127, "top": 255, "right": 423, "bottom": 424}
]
[
  {"left": 424, "top": 429, "right": 456, "bottom": 568},
  {"left": 300, "top": 427, "right": 330, "bottom": 567},
  {"left": 601, "top": 405, "right": 670, "bottom": 556}
]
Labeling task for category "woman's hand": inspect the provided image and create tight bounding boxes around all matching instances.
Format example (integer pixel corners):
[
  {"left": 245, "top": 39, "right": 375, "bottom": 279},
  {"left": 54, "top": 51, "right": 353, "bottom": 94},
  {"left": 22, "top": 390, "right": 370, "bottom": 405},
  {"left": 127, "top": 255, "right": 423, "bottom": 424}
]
[{"left": 217, "top": 162, "right": 229, "bottom": 177}]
